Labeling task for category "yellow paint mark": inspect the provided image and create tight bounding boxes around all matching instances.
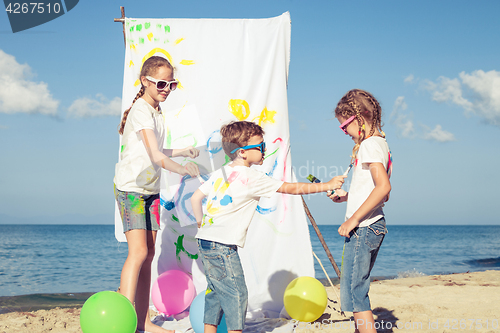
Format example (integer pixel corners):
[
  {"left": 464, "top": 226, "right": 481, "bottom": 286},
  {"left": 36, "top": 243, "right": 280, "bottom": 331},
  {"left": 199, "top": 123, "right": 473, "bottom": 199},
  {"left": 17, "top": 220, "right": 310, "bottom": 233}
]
[
  {"left": 180, "top": 60, "right": 195, "bottom": 65},
  {"left": 174, "top": 103, "right": 187, "bottom": 118},
  {"left": 147, "top": 32, "right": 154, "bottom": 41},
  {"left": 219, "top": 182, "right": 230, "bottom": 193},
  {"left": 129, "top": 60, "right": 134, "bottom": 67},
  {"left": 253, "top": 107, "right": 277, "bottom": 126},
  {"left": 213, "top": 178, "right": 230, "bottom": 195},
  {"left": 208, "top": 207, "right": 220, "bottom": 215},
  {"left": 213, "top": 178, "right": 222, "bottom": 192},
  {"left": 175, "top": 38, "right": 185, "bottom": 45},
  {"left": 130, "top": 44, "right": 136, "bottom": 51},
  {"left": 134, "top": 79, "right": 141, "bottom": 87},
  {"left": 228, "top": 99, "right": 250, "bottom": 120},
  {"left": 142, "top": 48, "right": 174, "bottom": 67}
]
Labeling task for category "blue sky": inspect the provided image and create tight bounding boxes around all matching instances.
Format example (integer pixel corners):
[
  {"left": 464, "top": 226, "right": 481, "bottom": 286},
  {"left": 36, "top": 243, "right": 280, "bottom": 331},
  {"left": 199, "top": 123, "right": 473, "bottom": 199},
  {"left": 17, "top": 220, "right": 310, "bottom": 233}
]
[{"left": 0, "top": 1, "right": 499, "bottom": 225}]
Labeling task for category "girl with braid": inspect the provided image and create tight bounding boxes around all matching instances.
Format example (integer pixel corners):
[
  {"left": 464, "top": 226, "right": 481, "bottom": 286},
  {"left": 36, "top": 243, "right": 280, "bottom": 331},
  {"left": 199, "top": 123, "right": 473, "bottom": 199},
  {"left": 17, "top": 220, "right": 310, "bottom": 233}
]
[
  {"left": 329, "top": 89, "right": 392, "bottom": 333},
  {"left": 114, "top": 55, "right": 199, "bottom": 333}
]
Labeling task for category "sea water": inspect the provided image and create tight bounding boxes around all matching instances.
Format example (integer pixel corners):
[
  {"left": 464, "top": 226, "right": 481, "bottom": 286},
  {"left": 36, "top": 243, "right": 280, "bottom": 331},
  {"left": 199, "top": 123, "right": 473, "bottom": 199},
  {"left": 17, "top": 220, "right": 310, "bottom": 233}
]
[
  {"left": 0, "top": 224, "right": 499, "bottom": 296},
  {"left": 310, "top": 224, "right": 500, "bottom": 280},
  {"left": 0, "top": 225, "right": 128, "bottom": 297}
]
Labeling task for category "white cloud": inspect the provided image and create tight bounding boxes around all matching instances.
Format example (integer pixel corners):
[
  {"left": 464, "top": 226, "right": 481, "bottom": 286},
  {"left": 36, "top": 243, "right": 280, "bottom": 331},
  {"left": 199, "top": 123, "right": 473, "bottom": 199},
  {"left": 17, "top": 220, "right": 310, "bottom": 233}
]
[
  {"left": 0, "top": 49, "right": 59, "bottom": 115},
  {"left": 0, "top": 125, "right": 7, "bottom": 130},
  {"left": 423, "top": 70, "right": 500, "bottom": 126},
  {"left": 390, "top": 96, "right": 455, "bottom": 142},
  {"left": 404, "top": 74, "right": 415, "bottom": 84},
  {"left": 67, "top": 94, "right": 122, "bottom": 117},
  {"left": 460, "top": 70, "right": 500, "bottom": 123},
  {"left": 423, "top": 125, "right": 456, "bottom": 142},
  {"left": 390, "top": 96, "right": 415, "bottom": 138},
  {"left": 393, "top": 96, "right": 408, "bottom": 112}
]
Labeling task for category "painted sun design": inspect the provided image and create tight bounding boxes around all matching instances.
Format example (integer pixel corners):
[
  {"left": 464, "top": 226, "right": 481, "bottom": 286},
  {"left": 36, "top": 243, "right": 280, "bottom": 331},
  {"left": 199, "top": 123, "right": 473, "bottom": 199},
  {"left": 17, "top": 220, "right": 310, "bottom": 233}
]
[{"left": 125, "top": 20, "right": 195, "bottom": 89}]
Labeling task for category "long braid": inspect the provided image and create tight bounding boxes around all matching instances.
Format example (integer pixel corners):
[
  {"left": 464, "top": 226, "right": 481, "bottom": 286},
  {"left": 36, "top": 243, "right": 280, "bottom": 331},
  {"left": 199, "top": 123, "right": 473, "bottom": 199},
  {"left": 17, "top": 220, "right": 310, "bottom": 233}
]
[
  {"left": 118, "top": 86, "right": 145, "bottom": 135},
  {"left": 361, "top": 90, "right": 383, "bottom": 138},
  {"left": 350, "top": 99, "right": 364, "bottom": 163}
]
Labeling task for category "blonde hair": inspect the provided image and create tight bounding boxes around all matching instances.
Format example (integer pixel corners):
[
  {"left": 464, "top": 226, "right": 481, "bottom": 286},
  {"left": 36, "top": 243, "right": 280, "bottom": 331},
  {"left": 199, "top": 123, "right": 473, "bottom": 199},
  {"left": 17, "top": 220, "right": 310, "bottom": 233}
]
[
  {"left": 118, "top": 56, "right": 174, "bottom": 135},
  {"left": 334, "top": 89, "right": 383, "bottom": 162},
  {"left": 220, "top": 121, "right": 264, "bottom": 160}
]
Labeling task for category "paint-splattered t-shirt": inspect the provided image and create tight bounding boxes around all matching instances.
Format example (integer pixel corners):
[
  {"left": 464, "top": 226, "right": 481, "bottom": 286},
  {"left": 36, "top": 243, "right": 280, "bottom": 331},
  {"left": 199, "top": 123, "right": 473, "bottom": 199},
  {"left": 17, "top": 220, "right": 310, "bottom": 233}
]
[
  {"left": 346, "top": 136, "right": 392, "bottom": 228},
  {"left": 114, "top": 98, "right": 165, "bottom": 195},
  {"left": 195, "top": 165, "right": 283, "bottom": 247}
]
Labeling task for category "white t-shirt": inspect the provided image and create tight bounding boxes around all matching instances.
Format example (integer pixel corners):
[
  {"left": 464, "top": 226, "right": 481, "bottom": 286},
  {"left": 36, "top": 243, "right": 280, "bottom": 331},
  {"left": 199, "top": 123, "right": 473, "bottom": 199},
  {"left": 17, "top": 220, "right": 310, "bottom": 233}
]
[
  {"left": 345, "top": 136, "right": 392, "bottom": 228},
  {"left": 195, "top": 165, "right": 284, "bottom": 248},
  {"left": 114, "top": 98, "right": 165, "bottom": 195}
]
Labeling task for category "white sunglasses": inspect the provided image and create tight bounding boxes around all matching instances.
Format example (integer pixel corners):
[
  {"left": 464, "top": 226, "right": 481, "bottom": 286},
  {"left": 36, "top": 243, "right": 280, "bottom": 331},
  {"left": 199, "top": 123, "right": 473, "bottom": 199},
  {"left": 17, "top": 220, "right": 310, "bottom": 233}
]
[{"left": 146, "top": 76, "right": 178, "bottom": 91}]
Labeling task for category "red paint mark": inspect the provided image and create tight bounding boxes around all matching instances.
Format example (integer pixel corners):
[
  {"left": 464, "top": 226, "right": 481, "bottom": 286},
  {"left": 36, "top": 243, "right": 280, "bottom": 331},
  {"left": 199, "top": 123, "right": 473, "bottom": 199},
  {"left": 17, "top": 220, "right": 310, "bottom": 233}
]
[
  {"left": 152, "top": 198, "right": 160, "bottom": 226},
  {"left": 227, "top": 171, "right": 239, "bottom": 183}
]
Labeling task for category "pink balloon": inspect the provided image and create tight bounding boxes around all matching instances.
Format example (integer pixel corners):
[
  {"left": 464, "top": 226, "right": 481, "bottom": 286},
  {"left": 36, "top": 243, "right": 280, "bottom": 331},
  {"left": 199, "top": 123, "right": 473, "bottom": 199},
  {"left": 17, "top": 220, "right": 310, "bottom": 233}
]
[{"left": 151, "top": 270, "right": 196, "bottom": 315}]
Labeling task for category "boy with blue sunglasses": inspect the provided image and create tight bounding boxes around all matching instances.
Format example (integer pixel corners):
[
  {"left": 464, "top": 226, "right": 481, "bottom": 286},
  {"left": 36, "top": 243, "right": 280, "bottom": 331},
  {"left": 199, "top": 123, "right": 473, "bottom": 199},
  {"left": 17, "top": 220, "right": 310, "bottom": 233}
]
[{"left": 191, "top": 121, "right": 346, "bottom": 333}]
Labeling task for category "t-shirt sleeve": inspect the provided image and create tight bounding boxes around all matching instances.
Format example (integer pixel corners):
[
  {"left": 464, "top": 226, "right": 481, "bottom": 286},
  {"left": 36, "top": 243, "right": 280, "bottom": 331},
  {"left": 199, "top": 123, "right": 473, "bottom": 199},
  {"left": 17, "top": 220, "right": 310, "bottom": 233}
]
[
  {"left": 358, "top": 139, "right": 385, "bottom": 169},
  {"left": 248, "top": 169, "right": 284, "bottom": 198},
  {"left": 129, "top": 101, "right": 155, "bottom": 133},
  {"left": 198, "top": 176, "right": 213, "bottom": 195}
]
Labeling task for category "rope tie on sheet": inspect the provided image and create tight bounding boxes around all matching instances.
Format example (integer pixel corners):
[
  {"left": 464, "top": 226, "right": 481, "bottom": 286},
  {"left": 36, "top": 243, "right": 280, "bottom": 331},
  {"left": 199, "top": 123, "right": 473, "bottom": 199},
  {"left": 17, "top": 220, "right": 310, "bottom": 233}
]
[{"left": 312, "top": 251, "right": 345, "bottom": 317}]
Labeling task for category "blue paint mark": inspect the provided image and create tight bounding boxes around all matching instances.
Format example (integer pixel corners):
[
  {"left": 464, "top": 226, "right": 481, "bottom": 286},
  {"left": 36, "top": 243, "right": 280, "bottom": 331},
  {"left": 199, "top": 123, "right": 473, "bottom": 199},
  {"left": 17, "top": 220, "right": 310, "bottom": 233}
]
[
  {"left": 220, "top": 195, "right": 233, "bottom": 206},
  {"left": 256, "top": 205, "right": 277, "bottom": 215},
  {"left": 207, "top": 130, "right": 223, "bottom": 155},
  {"left": 180, "top": 191, "right": 196, "bottom": 222},
  {"left": 161, "top": 198, "right": 175, "bottom": 210},
  {"left": 173, "top": 175, "right": 190, "bottom": 207},
  {"left": 266, "top": 158, "right": 278, "bottom": 177}
]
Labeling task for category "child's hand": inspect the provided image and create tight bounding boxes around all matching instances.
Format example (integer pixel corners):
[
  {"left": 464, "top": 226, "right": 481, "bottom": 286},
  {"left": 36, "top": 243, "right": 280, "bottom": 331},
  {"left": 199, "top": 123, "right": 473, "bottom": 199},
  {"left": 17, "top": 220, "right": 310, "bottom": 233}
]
[
  {"left": 326, "top": 175, "right": 346, "bottom": 191},
  {"left": 180, "top": 146, "right": 200, "bottom": 159},
  {"left": 181, "top": 161, "right": 200, "bottom": 177},
  {"left": 328, "top": 188, "right": 347, "bottom": 203},
  {"left": 338, "top": 218, "right": 359, "bottom": 238}
]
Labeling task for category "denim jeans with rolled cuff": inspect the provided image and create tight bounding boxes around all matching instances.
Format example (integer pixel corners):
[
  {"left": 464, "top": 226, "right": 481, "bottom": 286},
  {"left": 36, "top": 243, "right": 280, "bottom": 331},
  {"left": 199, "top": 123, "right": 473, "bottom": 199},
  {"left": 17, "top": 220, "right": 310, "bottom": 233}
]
[
  {"left": 198, "top": 239, "right": 248, "bottom": 331},
  {"left": 340, "top": 217, "right": 387, "bottom": 313}
]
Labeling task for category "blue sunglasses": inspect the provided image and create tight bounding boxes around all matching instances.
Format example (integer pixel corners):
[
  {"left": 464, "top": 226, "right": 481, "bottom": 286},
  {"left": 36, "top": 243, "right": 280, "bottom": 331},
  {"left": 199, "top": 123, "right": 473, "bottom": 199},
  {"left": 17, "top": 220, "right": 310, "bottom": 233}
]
[{"left": 230, "top": 142, "right": 266, "bottom": 154}]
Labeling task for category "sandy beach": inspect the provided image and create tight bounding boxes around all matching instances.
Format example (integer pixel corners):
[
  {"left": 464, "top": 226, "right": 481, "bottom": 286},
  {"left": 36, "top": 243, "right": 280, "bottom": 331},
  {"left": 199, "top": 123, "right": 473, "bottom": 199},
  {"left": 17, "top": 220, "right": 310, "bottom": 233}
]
[{"left": 1, "top": 270, "right": 499, "bottom": 333}]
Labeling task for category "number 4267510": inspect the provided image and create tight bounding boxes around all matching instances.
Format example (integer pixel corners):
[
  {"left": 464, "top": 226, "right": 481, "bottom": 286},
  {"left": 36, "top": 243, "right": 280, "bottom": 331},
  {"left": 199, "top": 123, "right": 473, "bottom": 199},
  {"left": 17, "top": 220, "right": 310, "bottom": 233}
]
[{"left": 5, "top": 2, "right": 62, "bottom": 14}]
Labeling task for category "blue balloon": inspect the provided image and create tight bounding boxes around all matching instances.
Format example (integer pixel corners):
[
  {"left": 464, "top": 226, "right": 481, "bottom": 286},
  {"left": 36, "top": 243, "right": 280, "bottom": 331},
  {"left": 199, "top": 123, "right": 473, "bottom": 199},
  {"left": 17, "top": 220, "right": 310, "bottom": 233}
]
[{"left": 189, "top": 292, "right": 228, "bottom": 333}]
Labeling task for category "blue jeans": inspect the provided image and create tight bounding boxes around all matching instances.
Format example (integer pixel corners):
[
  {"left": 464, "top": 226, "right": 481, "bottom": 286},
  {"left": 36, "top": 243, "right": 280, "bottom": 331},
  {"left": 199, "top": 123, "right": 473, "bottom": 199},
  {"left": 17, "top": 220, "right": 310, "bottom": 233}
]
[
  {"left": 197, "top": 239, "right": 248, "bottom": 331},
  {"left": 340, "top": 218, "right": 387, "bottom": 312}
]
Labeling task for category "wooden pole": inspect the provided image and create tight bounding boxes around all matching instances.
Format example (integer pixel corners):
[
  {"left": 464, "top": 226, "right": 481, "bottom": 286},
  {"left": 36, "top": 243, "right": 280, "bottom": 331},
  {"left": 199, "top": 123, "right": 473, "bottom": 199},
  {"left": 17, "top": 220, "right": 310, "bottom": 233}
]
[
  {"left": 113, "top": 6, "right": 126, "bottom": 46},
  {"left": 302, "top": 196, "right": 341, "bottom": 278}
]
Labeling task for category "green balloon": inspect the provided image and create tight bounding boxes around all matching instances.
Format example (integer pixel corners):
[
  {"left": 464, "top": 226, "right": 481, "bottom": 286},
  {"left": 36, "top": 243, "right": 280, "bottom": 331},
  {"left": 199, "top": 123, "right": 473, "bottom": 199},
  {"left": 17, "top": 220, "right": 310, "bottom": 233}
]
[{"left": 80, "top": 291, "right": 137, "bottom": 333}]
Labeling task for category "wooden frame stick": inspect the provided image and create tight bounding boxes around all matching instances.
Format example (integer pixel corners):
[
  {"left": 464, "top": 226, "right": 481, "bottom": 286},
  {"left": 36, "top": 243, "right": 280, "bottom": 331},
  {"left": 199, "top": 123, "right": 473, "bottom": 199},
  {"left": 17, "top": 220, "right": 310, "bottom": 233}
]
[
  {"left": 113, "top": 6, "right": 126, "bottom": 46},
  {"left": 302, "top": 196, "right": 341, "bottom": 278}
]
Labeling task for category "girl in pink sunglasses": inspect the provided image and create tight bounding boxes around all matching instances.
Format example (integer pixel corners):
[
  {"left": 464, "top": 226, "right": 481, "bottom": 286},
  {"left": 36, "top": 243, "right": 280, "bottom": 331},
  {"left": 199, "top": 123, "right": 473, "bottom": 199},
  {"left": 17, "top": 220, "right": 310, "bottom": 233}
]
[{"left": 330, "top": 89, "right": 392, "bottom": 333}]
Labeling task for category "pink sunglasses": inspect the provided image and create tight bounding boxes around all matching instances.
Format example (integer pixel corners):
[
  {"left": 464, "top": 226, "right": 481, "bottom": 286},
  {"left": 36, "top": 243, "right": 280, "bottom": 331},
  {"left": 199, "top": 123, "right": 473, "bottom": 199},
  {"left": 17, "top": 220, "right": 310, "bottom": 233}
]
[{"left": 339, "top": 115, "right": 356, "bottom": 135}]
